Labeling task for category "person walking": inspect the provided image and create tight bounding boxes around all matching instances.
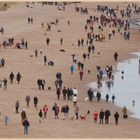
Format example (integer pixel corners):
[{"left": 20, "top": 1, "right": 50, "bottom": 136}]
[
  {"left": 46, "top": 38, "right": 50, "bottom": 45},
  {"left": 61, "top": 105, "right": 66, "bottom": 120},
  {"left": 16, "top": 72, "right": 22, "bottom": 84},
  {"left": 21, "top": 109, "right": 27, "bottom": 123},
  {"left": 112, "top": 94, "right": 115, "bottom": 103},
  {"left": 43, "top": 104, "right": 48, "bottom": 119},
  {"left": 3, "top": 78, "right": 8, "bottom": 90},
  {"left": 62, "top": 87, "right": 67, "bottom": 100},
  {"left": 25, "top": 95, "right": 30, "bottom": 107},
  {"left": 96, "top": 92, "right": 101, "bottom": 102},
  {"left": 15, "top": 100, "right": 20, "bottom": 114},
  {"left": 114, "top": 112, "right": 119, "bottom": 125},
  {"left": 4, "top": 115, "right": 9, "bottom": 125},
  {"left": 52, "top": 103, "right": 59, "bottom": 119},
  {"left": 9, "top": 72, "right": 14, "bottom": 84},
  {"left": 56, "top": 88, "right": 61, "bottom": 100},
  {"left": 74, "top": 105, "right": 79, "bottom": 120},
  {"left": 99, "top": 109, "right": 104, "bottom": 124},
  {"left": 114, "top": 52, "right": 118, "bottom": 62},
  {"left": 79, "top": 70, "right": 83, "bottom": 80},
  {"left": 122, "top": 106, "right": 128, "bottom": 119},
  {"left": 70, "top": 64, "right": 74, "bottom": 74},
  {"left": 1, "top": 58, "right": 5, "bottom": 68},
  {"left": 33, "top": 96, "right": 39, "bottom": 109},
  {"left": 105, "top": 93, "right": 109, "bottom": 102},
  {"left": 23, "top": 118, "right": 30, "bottom": 135},
  {"left": 39, "top": 109, "right": 43, "bottom": 123},
  {"left": 87, "top": 88, "right": 93, "bottom": 102},
  {"left": 105, "top": 109, "right": 111, "bottom": 124},
  {"left": 83, "top": 53, "right": 86, "bottom": 61},
  {"left": 93, "top": 111, "right": 98, "bottom": 123},
  {"left": 35, "top": 50, "right": 38, "bottom": 58},
  {"left": 44, "top": 55, "right": 47, "bottom": 65}
]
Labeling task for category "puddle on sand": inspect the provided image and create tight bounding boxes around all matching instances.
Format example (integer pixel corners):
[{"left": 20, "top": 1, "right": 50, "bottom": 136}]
[{"left": 88, "top": 52, "right": 140, "bottom": 119}]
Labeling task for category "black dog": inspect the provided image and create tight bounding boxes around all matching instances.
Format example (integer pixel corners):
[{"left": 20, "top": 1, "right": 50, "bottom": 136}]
[
  {"left": 48, "top": 61, "right": 54, "bottom": 66},
  {"left": 48, "top": 87, "right": 51, "bottom": 90},
  {"left": 60, "top": 49, "right": 65, "bottom": 53}
]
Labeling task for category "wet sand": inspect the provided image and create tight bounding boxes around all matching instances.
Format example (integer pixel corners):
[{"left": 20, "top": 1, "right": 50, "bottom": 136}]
[{"left": 0, "top": 2, "right": 140, "bottom": 138}]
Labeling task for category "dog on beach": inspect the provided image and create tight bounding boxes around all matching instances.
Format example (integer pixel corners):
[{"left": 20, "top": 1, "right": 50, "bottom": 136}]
[
  {"left": 48, "top": 87, "right": 51, "bottom": 90},
  {"left": 80, "top": 115, "right": 86, "bottom": 120},
  {"left": 48, "top": 61, "right": 54, "bottom": 66},
  {"left": 60, "top": 49, "right": 65, "bottom": 53},
  {"left": 80, "top": 111, "right": 90, "bottom": 120}
]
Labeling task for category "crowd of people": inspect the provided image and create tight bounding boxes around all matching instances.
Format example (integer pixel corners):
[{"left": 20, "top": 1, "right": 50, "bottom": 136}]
[{"left": 0, "top": 2, "right": 139, "bottom": 136}]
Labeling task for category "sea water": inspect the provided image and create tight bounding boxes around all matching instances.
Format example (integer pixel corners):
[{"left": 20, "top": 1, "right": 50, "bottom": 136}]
[
  {"left": 130, "top": 18, "right": 140, "bottom": 29},
  {"left": 88, "top": 52, "right": 140, "bottom": 119}
]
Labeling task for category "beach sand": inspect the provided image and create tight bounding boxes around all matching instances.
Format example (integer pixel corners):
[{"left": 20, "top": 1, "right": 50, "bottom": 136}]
[{"left": 0, "top": 2, "right": 140, "bottom": 138}]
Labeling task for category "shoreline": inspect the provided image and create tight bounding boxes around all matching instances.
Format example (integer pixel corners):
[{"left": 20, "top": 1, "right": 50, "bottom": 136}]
[{"left": 87, "top": 49, "right": 140, "bottom": 119}]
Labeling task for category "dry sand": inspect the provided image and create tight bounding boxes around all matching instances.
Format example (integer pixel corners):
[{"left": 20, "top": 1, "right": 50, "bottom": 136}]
[{"left": 0, "top": 2, "right": 140, "bottom": 138}]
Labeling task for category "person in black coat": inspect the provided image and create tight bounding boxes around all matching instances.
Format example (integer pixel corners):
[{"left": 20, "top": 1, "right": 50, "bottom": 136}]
[
  {"left": 56, "top": 88, "right": 61, "bottom": 100},
  {"left": 114, "top": 112, "right": 119, "bottom": 125},
  {"left": 96, "top": 92, "right": 101, "bottom": 102},
  {"left": 39, "top": 109, "right": 43, "bottom": 123},
  {"left": 33, "top": 96, "right": 39, "bottom": 109},
  {"left": 37, "top": 79, "right": 42, "bottom": 90},
  {"left": 9, "top": 72, "right": 14, "bottom": 84},
  {"left": 23, "top": 119, "right": 30, "bottom": 135},
  {"left": 105, "top": 93, "right": 109, "bottom": 102},
  {"left": 114, "top": 52, "right": 118, "bottom": 62},
  {"left": 105, "top": 109, "right": 111, "bottom": 124},
  {"left": 99, "top": 109, "right": 104, "bottom": 124},
  {"left": 16, "top": 72, "right": 22, "bottom": 84},
  {"left": 44, "top": 55, "right": 47, "bottom": 66},
  {"left": 62, "top": 87, "right": 67, "bottom": 100},
  {"left": 87, "top": 88, "right": 93, "bottom": 102}
]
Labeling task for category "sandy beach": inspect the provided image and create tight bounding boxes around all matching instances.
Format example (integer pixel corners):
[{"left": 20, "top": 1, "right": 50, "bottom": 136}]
[{"left": 0, "top": 2, "right": 140, "bottom": 138}]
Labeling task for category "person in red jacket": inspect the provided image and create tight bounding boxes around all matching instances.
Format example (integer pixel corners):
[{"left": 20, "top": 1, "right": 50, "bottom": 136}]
[
  {"left": 43, "top": 105, "right": 48, "bottom": 119},
  {"left": 93, "top": 111, "right": 98, "bottom": 123}
]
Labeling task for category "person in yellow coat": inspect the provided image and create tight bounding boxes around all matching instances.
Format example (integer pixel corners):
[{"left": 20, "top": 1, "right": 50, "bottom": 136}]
[{"left": 122, "top": 106, "right": 128, "bottom": 119}]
